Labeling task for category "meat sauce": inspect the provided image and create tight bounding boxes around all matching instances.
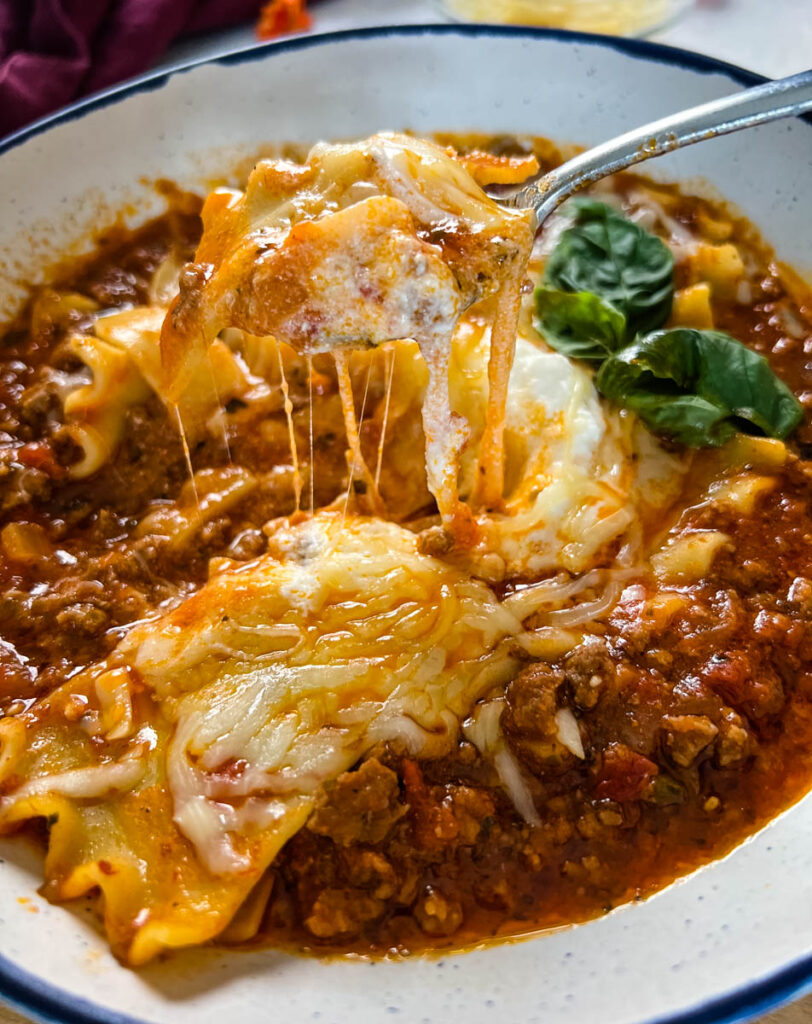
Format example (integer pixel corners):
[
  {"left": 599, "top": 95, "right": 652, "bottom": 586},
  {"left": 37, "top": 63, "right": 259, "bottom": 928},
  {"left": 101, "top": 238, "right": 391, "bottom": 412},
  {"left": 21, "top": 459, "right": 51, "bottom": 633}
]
[{"left": 1, "top": 135, "right": 812, "bottom": 957}]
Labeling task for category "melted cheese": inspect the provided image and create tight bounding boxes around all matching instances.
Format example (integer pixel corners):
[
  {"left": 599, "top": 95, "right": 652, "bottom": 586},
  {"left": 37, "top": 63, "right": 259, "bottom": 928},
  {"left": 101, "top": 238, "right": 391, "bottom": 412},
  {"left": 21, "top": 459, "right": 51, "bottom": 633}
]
[
  {"left": 365, "top": 310, "right": 689, "bottom": 579},
  {"left": 160, "top": 133, "right": 534, "bottom": 533},
  {"left": 0, "top": 513, "right": 524, "bottom": 962},
  {"left": 123, "top": 514, "right": 522, "bottom": 870}
]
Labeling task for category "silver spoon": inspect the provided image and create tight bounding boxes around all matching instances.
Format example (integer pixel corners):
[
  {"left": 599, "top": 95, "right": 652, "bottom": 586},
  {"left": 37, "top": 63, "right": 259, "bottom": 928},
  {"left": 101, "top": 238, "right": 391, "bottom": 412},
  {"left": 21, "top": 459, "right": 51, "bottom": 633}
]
[{"left": 499, "top": 68, "right": 812, "bottom": 226}]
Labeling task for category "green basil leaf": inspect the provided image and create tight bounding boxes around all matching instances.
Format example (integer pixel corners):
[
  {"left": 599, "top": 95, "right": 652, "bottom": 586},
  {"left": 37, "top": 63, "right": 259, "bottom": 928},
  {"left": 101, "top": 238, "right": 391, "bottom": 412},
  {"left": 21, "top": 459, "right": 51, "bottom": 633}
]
[
  {"left": 601, "top": 385, "right": 737, "bottom": 447},
  {"left": 596, "top": 328, "right": 803, "bottom": 447},
  {"left": 544, "top": 198, "right": 674, "bottom": 336},
  {"left": 688, "top": 329, "right": 804, "bottom": 438},
  {"left": 533, "top": 286, "right": 627, "bottom": 361}
]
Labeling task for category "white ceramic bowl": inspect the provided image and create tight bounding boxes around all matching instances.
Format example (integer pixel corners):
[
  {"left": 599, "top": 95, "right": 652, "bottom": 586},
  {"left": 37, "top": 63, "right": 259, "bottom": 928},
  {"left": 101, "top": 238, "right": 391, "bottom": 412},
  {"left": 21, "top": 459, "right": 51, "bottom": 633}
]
[{"left": 0, "top": 25, "right": 810, "bottom": 1024}]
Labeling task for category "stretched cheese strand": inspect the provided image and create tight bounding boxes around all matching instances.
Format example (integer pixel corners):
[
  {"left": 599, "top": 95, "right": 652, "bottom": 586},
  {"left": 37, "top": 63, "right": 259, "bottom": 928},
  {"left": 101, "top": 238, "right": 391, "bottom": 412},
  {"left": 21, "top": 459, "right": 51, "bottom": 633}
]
[
  {"left": 375, "top": 345, "right": 396, "bottom": 488},
  {"left": 472, "top": 273, "right": 524, "bottom": 511},
  {"left": 159, "top": 133, "right": 534, "bottom": 542},
  {"left": 333, "top": 351, "right": 384, "bottom": 514},
  {"left": 276, "top": 339, "right": 303, "bottom": 512},
  {"left": 419, "top": 330, "right": 477, "bottom": 542}
]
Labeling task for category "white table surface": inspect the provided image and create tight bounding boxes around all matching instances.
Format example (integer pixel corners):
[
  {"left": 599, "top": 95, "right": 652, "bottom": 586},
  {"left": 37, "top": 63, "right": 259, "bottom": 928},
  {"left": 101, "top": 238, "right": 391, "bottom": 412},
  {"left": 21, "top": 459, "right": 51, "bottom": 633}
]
[
  {"left": 156, "top": 0, "right": 812, "bottom": 80},
  {"left": 2, "top": 2, "right": 811, "bottom": 1022}
]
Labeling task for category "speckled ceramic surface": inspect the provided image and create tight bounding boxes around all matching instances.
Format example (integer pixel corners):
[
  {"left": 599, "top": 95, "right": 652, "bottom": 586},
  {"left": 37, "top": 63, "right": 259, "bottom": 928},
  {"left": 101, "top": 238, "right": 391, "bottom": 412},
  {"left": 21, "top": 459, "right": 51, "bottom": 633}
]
[{"left": 0, "top": 26, "right": 810, "bottom": 1024}]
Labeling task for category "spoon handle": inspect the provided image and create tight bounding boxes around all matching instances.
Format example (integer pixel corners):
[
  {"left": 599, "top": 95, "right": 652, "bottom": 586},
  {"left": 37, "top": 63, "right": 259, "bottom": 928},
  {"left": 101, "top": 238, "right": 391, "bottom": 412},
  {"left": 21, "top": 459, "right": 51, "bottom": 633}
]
[{"left": 508, "top": 68, "right": 812, "bottom": 225}]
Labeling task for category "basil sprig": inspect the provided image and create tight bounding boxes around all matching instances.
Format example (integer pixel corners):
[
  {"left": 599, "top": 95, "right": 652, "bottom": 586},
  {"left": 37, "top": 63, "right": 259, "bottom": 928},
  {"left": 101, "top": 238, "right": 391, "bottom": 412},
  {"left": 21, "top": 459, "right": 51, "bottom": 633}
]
[
  {"left": 533, "top": 288, "right": 626, "bottom": 362},
  {"left": 596, "top": 329, "right": 803, "bottom": 447},
  {"left": 543, "top": 197, "right": 674, "bottom": 338},
  {"left": 534, "top": 199, "right": 802, "bottom": 447}
]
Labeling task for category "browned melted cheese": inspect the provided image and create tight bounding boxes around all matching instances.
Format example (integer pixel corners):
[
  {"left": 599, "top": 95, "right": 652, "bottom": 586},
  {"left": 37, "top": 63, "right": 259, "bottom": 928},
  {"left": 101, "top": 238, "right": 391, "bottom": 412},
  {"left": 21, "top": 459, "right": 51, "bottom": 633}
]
[{"left": 160, "top": 133, "right": 534, "bottom": 536}]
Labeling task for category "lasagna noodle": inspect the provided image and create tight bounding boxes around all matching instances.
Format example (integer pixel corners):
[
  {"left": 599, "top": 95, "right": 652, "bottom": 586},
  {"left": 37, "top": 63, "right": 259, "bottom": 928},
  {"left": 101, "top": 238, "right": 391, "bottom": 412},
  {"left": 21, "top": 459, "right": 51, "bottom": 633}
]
[
  {"left": 0, "top": 513, "right": 525, "bottom": 963},
  {"left": 159, "top": 133, "right": 534, "bottom": 533},
  {"left": 62, "top": 306, "right": 256, "bottom": 478},
  {"left": 0, "top": 684, "right": 302, "bottom": 966},
  {"left": 330, "top": 316, "right": 689, "bottom": 578}
]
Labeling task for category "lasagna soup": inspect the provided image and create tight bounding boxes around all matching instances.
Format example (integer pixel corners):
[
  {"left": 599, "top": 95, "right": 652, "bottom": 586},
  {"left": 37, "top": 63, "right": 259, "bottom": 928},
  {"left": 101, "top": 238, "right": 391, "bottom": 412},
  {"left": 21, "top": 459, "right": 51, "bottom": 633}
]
[{"left": 1, "top": 132, "right": 811, "bottom": 965}]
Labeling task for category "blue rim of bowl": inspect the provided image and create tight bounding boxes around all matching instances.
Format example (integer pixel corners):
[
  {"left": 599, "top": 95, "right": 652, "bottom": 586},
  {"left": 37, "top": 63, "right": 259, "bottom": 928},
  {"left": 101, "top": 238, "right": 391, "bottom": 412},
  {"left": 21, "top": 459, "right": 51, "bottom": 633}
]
[
  {"left": 0, "top": 20, "right": 777, "bottom": 158},
  {"left": 0, "top": 21, "right": 810, "bottom": 1024}
]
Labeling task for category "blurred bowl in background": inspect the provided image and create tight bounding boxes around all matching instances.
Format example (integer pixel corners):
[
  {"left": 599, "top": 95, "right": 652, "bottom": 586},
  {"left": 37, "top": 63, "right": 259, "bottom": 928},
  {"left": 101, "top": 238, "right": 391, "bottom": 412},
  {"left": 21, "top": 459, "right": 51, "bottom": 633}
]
[{"left": 437, "top": 0, "right": 693, "bottom": 36}]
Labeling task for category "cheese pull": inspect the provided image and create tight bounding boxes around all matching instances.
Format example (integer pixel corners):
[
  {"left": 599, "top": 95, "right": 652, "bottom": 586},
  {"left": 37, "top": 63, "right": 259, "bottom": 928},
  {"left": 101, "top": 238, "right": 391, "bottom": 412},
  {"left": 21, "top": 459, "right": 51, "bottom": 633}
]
[{"left": 160, "top": 132, "right": 534, "bottom": 536}]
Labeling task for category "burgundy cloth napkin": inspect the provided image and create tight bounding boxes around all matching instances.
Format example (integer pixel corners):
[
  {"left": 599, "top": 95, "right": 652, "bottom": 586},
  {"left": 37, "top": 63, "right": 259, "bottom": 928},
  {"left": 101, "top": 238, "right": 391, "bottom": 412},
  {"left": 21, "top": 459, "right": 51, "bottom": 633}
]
[{"left": 0, "top": 0, "right": 267, "bottom": 138}]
